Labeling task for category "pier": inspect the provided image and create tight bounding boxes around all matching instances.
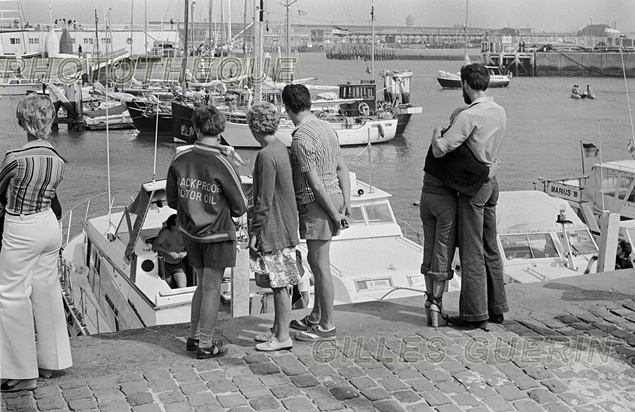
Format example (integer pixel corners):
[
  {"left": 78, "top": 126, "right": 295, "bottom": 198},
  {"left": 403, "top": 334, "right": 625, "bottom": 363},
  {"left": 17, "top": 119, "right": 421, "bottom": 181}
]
[{"left": 2, "top": 270, "right": 635, "bottom": 411}]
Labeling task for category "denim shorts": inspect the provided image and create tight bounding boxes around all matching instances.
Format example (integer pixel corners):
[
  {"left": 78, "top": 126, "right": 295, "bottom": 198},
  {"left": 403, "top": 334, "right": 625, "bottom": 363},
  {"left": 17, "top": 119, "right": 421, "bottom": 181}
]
[{"left": 298, "top": 193, "right": 344, "bottom": 240}]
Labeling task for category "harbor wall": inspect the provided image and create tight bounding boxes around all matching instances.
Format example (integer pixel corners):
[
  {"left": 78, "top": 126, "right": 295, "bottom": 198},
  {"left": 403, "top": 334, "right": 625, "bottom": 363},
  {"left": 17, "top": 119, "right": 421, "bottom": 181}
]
[{"left": 534, "top": 52, "right": 635, "bottom": 77}]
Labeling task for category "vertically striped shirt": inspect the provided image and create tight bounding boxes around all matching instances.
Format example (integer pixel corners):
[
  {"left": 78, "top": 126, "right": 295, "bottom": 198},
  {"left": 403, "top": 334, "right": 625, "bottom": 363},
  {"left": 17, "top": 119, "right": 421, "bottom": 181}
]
[
  {"left": 435, "top": 96, "right": 506, "bottom": 167},
  {"left": 0, "top": 140, "right": 65, "bottom": 216},
  {"left": 289, "top": 114, "right": 342, "bottom": 205}
]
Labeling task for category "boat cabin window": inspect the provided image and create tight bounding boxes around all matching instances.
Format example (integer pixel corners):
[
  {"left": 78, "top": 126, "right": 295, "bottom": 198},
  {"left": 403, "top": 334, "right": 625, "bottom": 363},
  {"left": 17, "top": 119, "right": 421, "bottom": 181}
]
[
  {"left": 499, "top": 233, "right": 559, "bottom": 260},
  {"left": 600, "top": 172, "right": 635, "bottom": 203},
  {"left": 349, "top": 206, "right": 365, "bottom": 225},
  {"left": 556, "top": 229, "right": 597, "bottom": 255},
  {"left": 365, "top": 202, "right": 394, "bottom": 225}
]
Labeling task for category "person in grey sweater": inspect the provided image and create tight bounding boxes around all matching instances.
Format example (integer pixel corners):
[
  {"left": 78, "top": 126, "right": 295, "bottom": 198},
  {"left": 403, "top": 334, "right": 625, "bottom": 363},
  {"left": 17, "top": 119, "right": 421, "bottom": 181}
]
[{"left": 247, "top": 102, "right": 301, "bottom": 351}]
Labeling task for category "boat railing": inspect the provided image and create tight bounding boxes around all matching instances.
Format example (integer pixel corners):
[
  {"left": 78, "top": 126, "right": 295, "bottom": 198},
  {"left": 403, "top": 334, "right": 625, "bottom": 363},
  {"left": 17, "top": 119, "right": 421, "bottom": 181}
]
[
  {"left": 397, "top": 218, "right": 423, "bottom": 245},
  {"left": 60, "top": 190, "right": 131, "bottom": 247}
]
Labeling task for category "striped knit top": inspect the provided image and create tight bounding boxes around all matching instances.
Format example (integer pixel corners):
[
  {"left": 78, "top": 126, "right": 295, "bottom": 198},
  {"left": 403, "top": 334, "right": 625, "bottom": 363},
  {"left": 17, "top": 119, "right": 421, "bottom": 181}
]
[
  {"left": 289, "top": 114, "right": 342, "bottom": 205},
  {"left": 0, "top": 140, "right": 65, "bottom": 216}
]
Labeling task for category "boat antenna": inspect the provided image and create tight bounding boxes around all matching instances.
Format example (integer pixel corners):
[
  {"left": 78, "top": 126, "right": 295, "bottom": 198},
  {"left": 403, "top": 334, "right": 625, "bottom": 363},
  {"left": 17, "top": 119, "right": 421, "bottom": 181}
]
[
  {"left": 152, "top": 98, "right": 160, "bottom": 182},
  {"left": 619, "top": 37, "right": 635, "bottom": 159},
  {"left": 598, "top": 120, "right": 605, "bottom": 213},
  {"left": 104, "top": 5, "right": 114, "bottom": 232}
]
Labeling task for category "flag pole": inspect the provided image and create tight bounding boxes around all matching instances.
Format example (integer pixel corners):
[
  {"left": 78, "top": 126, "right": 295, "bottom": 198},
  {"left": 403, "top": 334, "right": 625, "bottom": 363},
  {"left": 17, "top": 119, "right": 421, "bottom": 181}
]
[{"left": 580, "top": 140, "right": 585, "bottom": 175}]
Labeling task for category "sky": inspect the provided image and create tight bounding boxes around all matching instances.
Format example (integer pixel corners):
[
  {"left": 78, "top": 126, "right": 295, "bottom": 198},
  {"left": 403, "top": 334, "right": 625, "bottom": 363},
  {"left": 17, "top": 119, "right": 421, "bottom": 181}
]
[{"left": 18, "top": 0, "right": 635, "bottom": 34}]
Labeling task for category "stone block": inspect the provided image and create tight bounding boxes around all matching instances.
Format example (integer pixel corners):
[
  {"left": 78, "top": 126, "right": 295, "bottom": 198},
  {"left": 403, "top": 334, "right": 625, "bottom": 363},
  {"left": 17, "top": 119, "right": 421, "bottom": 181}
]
[
  {"left": 249, "top": 362, "right": 280, "bottom": 375},
  {"left": 206, "top": 378, "right": 237, "bottom": 395},
  {"left": 186, "top": 392, "right": 218, "bottom": 408},
  {"left": 270, "top": 384, "right": 302, "bottom": 399},
  {"left": 528, "top": 388, "right": 559, "bottom": 404},
  {"left": 281, "top": 397, "right": 315, "bottom": 410},
  {"left": 482, "top": 396, "right": 514, "bottom": 412},
  {"left": 420, "top": 389, "right": 451, "bottom": 406},
  {"left": 249, "top": 395, "right": 281, "bottom": 411},
  {"left": 349, "top": 377, "right": 377, "bottom": 391},
  {"left": 63, "top": 387, "right": 93, "bottom": 401},
  {"left": 158, "top": 391, "right": 187, "bottom": 405},
  {"left": 392, "top": 390, "right": 420, "bottom": 404},
  {"left": 373, "top": 399, "right": 408, "bottom": 412},
  {"left": 330, "top": 384, "right": 360, "bottom": 401},
  {"left": 216, "top": 393, "right": 248, "bottom": 408},
  {"left": 131, "top": 404, "right": 163, "bottom": 412},
  {"left": 67, "top": 398, "right": 98, "bottom": 411},
  {"left": 360, "top": 387, "right": 390, "bottom": 401},
  {"left": 36, "top": 396, "right": 66, "bottom": 411},
  {"left": 119, "top": 381, "right": 149, "bottom": 396},
  {"left": 541, "top": 379, "right": 569, "bottom": 394},
  {"left": 93, "top": 389, "right": 126, "bottom": 404},
  {"left": 291, "top": 374, "right": 319, "bottom": 388},
  {"left": 126, "top": 392, "right": 154, "bottom": 407}
]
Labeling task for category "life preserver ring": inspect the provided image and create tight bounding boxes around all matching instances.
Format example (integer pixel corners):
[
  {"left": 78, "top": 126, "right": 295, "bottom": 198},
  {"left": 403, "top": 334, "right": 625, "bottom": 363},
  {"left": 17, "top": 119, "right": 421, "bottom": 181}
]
[{"left": 358, "top": 102, "right": 370, "bottom": 117}]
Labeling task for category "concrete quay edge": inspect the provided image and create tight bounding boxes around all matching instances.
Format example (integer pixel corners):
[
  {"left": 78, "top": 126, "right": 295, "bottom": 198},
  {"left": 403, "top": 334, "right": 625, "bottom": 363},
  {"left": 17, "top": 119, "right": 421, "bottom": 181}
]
[{"left": 3, "top": 270, "right": 635, "bottom": 412}]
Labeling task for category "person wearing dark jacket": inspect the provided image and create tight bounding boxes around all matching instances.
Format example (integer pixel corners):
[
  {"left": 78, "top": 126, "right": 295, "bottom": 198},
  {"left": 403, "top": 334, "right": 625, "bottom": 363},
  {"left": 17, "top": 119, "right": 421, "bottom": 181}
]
[{"left": 166, "top": 105, "right": 247, "bottom": 359}]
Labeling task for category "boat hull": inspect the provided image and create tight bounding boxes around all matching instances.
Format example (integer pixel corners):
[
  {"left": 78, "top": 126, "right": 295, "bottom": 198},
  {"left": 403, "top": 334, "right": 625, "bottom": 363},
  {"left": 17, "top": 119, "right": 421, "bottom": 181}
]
[
  {"left": 126, "top": 101, "right": 173, "bottom": 134},
  {"left": 437, "top": 77, "right": 461, "bottom": 88},
  {"left": 172, "top": 102, "right": 397, "bottom": 147}
]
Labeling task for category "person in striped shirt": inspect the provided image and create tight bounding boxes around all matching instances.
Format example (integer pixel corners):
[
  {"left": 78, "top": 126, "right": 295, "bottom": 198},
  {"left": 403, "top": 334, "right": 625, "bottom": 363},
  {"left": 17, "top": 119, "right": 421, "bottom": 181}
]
[
  {"left": 282, "top": 84, "right": 351, "bottom": 342},
  {"left": 431, "top": 63, "right": 509, "bottom": 329},
  {"left": 0, "top": 95, "right": 72, "bottom": 392}
]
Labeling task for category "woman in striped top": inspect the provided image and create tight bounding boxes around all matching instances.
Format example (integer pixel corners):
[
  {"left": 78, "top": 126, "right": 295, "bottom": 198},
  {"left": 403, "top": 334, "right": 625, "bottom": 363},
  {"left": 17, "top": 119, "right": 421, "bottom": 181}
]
[{"left": 0, "top": 95, "right": 72, "bottom": 393}]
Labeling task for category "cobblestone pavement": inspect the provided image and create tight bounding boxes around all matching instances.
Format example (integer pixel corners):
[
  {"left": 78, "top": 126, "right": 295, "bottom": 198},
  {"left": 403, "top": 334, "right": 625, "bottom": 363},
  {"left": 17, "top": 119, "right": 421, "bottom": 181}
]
[{"left": 3, "top": 272, "right": 635, "bottom": 412}]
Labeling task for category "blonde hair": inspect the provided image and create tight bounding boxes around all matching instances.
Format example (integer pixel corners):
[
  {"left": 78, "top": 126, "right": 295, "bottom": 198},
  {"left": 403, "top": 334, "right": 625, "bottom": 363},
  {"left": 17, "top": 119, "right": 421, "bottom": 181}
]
[
  {"left": 246, "top": 102, "right": 280, "bottom": 135},
  {"left": 16, "top": 95, "right": 55, "bottom": 140}
]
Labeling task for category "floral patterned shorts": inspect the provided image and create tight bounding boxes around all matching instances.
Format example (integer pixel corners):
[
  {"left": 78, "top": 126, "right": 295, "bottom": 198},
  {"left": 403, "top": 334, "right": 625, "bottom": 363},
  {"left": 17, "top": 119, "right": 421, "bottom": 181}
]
[{"left": 250, "top": 246, "right": 301, "bottom": 288}]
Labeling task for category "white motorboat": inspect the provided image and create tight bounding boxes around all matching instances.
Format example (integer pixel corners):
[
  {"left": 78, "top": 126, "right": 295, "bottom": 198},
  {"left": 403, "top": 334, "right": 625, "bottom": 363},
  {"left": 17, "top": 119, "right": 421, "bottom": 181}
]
[
  {"left": 497, "top": 191, "right": 598, "bottom": 284},
  {"left": 59, "top": 172, "right": 436, "bottom": 335},
  {"left": 172, "top": 101, "right": 397, "bottom": 147},
  {"left": 0, "top": 74, "right": 42, "bottom": 95}
]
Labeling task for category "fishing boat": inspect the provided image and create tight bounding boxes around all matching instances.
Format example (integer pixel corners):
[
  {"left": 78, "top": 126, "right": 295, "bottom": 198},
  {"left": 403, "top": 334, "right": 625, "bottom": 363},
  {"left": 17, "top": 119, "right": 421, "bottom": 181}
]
[
  {"left": 380, "top": 69, "right": 422, "bottom": 135},
  {"left": 58, "top": 171, "right": 439, "bottom": 335}
]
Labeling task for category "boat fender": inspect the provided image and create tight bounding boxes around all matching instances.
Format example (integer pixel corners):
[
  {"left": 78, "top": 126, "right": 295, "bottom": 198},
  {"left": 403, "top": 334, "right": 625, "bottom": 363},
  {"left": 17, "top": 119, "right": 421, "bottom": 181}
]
[
  {"left": 377, "top": 122, "right": 385, "bottom": 138},
  {"left": 358, "top": 102, "right": 370, "bottom": 116}
]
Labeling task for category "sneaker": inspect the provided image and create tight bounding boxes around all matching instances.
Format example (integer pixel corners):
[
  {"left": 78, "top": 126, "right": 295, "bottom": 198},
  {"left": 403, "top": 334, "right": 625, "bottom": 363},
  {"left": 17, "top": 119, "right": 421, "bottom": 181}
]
[
  {"left": 289, "top": 315, "right": 319, "bottom": 331},
  {"left": 255, "top": 328, "right": 274, "bottom": 343},
  {"left": 196, "top": 343, "right": 228, "bottom": 359},
  {"left": 186, "top": 337, "right": 199, "bottom": 352},
  {"left": 256, "top": 336, "right": 293, "bottom": 351},
  {"left": 295, "top": 325, "right": 336, "bottom": 342}
]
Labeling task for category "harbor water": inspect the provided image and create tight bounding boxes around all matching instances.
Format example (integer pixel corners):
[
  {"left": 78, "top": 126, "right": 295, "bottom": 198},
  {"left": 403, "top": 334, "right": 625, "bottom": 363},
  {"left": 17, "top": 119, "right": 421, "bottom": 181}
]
[{"left": 0, "top": 53, "right": 633, "bottom": 235}]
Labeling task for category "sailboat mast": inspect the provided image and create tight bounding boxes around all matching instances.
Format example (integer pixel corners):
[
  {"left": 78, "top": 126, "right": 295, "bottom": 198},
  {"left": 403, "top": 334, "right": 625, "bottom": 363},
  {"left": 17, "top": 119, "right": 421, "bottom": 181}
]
[
  {"left": 182, "top": 0, "right": 189, "bottom": 91},
  {"left": 371, "top": 0, "right": 375, "bottom": 79},
  {"left": 130, "top": 0, "right": 134, "bottom": 55},
  {"left": 254, "top": 0, "right": 264, "bottom": 103},
  {"left": 227, "top": 0, "right": 231, "bottom": 54},
  {"left": 144, "top": 0, "right": 148, "bottom": 54},
  {"left": 94, "top": 9, "right": 100, "bottom": 54},
  {"left": 464, "top": 0, "right": 468, "bottom": 63},
  {"left": 212, "top": 0, "right": 214, "bottom": 53}
]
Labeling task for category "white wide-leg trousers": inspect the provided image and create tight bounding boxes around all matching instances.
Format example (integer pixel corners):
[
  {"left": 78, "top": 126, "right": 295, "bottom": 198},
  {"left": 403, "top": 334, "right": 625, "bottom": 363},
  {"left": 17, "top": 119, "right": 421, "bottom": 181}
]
[{"left": 0, "top": 208, "right": 72, "bottom": 379}]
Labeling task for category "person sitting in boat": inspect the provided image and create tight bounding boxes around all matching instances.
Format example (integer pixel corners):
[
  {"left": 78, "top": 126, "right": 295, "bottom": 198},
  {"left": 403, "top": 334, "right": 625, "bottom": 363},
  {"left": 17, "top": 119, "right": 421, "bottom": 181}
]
[
  {"left": 615, "top": 239, "right": 633, "bottom": 270},
  {"left": 586, "top": 85, "right": 596, "bottom": 99},
  {"left": 152, "top": 214, "right": 189, "bottom": 288}
]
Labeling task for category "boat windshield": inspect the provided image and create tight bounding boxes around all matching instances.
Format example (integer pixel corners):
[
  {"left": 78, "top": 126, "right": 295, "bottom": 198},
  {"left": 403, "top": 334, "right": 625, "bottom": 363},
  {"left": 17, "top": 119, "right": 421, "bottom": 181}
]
[
  {"left": 499, "top": 233, "right": 560, "bottom": 260},
  {"left": 348, "top": 202, "right": 395, "bottom": 226},
  {"left": 556, "top": 229, "right": 597, "bottom": 255}
]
